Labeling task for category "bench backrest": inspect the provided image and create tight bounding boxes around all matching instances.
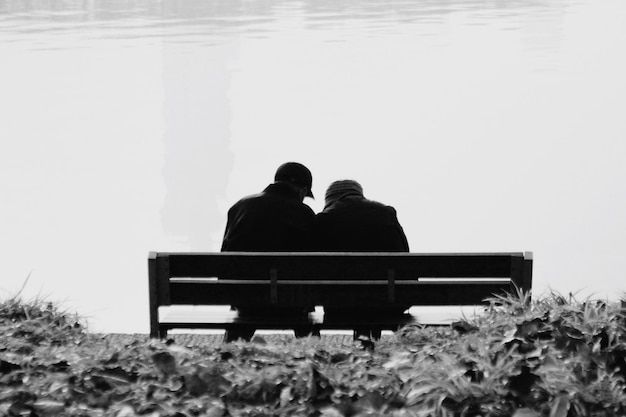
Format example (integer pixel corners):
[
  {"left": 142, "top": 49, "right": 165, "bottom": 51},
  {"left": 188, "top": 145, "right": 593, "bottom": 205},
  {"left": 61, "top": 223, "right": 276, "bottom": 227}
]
[{"left": 148, "top": 251, "right": 533, "bottom": 318}]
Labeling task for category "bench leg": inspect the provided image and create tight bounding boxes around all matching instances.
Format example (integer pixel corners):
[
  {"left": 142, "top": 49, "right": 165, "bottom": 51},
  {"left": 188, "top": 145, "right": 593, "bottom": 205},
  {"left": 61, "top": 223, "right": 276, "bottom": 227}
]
[
  {"left": 293, "top": 325, "right": 320, "bottom": 338},
  {"left": 353, "top": 327, "right": 382, "bottom": 341},
  {"left": 353, "top": 327, "right": 368, "bottom": 340},
  {"left": 370, "top": 328, "right": 382, "bottom": 340},
  {"left": 224, "top": 325, "right": 255, "bottom": 343}
]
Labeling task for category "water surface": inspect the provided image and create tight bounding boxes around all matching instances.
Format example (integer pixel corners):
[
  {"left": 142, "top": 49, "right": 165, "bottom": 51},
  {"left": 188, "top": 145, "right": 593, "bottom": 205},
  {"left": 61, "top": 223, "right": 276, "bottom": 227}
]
[{"left": 2, "top": 0, "right": 626, "bottom": 332}]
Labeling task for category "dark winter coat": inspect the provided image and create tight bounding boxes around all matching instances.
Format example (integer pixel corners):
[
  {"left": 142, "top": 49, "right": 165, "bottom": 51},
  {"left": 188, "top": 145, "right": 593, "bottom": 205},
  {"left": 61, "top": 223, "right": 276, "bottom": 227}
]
[
  {"left": 314, "top": 196, "right": 409, "bottom": 252},
  {"left": 221, "top": 181, "right": 316, "bottom": 317},
  {"left": 314, "top": 195, "right": 410, "bottom": 317},
  {"left": 221, "top": 182, "right": 316, "bottom": 252}
]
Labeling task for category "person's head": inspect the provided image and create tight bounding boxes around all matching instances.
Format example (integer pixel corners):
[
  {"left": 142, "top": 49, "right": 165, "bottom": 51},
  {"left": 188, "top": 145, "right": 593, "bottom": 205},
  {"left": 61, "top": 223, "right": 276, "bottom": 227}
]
[
  {"left": 274, "top": 162, "right": 314, "bottom": 201},
  {"left": 324, "top": 179, "right": 364, "bottom": 210}
]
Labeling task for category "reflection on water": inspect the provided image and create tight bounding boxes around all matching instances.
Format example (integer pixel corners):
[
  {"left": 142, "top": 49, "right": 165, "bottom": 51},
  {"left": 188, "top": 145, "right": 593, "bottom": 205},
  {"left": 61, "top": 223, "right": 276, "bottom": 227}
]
[
  {"left": 160, "top": 35, "right": 235, "bottom": 249},
  {"left": 1, "top": 0, "right": 573, "bottom": 40},
  {"left": 2, "top": 0, "right": 626, "bottom": 332}
]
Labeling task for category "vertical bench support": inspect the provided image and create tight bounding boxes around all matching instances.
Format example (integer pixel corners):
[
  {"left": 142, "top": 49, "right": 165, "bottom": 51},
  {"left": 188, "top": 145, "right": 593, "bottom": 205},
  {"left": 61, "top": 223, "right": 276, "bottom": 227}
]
[
  {"left": 149, "top": 253, "right": 172, "bottom": 338},
  {"left": 148, "top": 252, "right": 160, "bottom": 338},
  {"left": 387, "top": 269, "right": 395, "bottom": 303},
  {"left": 270, "top": 268, "right": 278, "bottom": 305},
  {"left": 522, "top": 252, "right": 533, "bottom": 300}
]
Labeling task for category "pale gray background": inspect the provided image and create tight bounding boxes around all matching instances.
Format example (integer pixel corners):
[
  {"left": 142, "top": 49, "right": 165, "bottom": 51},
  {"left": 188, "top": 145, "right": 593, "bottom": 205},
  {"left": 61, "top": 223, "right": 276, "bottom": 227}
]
[{"left": 1, "top": 0, "right": 625, "bottom": 332}]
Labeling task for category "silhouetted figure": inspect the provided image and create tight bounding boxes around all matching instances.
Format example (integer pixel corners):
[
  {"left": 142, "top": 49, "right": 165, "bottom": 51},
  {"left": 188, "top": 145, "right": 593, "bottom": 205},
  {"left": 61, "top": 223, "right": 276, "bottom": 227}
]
[
  {"left": 315, "top": 180, "right": 409, "bottom": 252},
  {"left": 221, "top": 162, "right": 318, "bottom": 341},
  {"left": 315, "top": 180, "right": 410, "bottom": 339}
]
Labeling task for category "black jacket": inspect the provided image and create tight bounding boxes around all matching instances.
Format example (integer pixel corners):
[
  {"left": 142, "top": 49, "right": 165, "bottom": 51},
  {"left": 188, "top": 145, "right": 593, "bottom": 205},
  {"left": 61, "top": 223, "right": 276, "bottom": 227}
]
[
  {"left": 221, "top": 182, "right": 316, "bottom": 252},
  {"left": 314, "top": 196, "right": 409, "bottom": 252},
  {"left": 221, "top": 182, "right": 316, "bottom": 316},
  {"left": 315, "top": 196, "right": 410, "bottom": 317}
]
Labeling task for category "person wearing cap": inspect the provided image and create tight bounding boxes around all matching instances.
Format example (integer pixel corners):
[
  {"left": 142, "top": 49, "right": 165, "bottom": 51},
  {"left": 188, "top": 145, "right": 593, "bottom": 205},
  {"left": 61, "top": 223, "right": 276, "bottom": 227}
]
[
  {"left": 314, "top": 179, "right": 410, "bottom": 339},
  {"left": 221, "top": 162, "right": 318, "bottom": 341},
  {"left": 221, "top": 162, "right": 315, "bottom": 252}
]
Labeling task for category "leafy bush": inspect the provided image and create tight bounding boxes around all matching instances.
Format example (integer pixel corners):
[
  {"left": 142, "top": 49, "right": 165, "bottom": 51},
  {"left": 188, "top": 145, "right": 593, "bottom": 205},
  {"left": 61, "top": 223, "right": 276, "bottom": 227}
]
[
  {"left": 1, "top": 292, "right": 626, "bottom": 416},
  {"left": 0, "top": 295, "right": 85, "bottom": 348}
]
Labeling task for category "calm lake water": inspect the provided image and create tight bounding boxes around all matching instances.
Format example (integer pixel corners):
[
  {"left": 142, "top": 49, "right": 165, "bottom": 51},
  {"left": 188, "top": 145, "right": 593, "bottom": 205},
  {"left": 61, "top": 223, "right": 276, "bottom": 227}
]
[{"left": 2, "top": 0, "right": 626, "bottom": 333}]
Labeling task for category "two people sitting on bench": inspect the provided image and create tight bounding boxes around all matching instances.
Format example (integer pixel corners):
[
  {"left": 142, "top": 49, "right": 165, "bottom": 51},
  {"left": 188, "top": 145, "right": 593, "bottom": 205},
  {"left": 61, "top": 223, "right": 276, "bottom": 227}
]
[{"left": 221, "top": 162, "right": 409, "bottom": 341}]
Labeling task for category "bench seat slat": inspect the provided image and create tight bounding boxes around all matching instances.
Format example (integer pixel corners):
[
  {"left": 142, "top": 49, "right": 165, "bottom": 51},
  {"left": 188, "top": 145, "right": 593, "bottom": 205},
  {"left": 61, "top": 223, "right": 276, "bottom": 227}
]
[
  {"left": 167, "top": 252, "right": 522, "bottom": 279},
  {"left": 158, "top": 308, "right": 417, "bottom": 330},
  {"left": 168, "top": 282, "right": 514, "bottom": 306},
  {"left": 170, "top": 278, "right": 512, "bottom": 284}
]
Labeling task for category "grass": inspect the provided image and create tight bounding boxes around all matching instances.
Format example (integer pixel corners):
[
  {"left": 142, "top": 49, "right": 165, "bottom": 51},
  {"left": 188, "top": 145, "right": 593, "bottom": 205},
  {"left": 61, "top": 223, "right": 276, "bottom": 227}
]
[{"left": 1, "top": 292, "right": 626, "bottom": 416}]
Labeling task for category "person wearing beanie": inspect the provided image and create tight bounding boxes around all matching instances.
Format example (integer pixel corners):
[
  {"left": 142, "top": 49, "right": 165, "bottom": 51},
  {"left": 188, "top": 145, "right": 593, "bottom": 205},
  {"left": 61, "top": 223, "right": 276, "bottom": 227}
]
[
  {"left": 315, "top": 179, "right": 410, "bottom": 339},
  {"left": 221, "top": 162, "right": 318, "bottom": 341},
  {"left": 315, "top": 179, "right": 409, "bottom": 252}
]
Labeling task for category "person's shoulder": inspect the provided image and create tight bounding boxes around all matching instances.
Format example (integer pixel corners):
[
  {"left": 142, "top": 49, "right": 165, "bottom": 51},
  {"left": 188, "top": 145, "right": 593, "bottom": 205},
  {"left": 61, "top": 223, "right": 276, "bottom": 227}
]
[
  {"left": 364, "top": 198, "right": 397, "bottom": 212},
  {"left": 300, "top": 202, "right": 316, "bottom": 217},
  {"left": 365, "top": 200, "right": 403, "bottom": 222},
  {"left": 228, "top": 192, "right": 264, "bottom": 210},
  {"left": 240, "top": 191, "right": 265, "bottom": 202}
]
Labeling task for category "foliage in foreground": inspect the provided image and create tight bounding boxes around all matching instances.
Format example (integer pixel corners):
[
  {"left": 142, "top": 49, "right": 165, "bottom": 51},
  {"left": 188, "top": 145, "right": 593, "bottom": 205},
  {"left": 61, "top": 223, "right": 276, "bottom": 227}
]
[{"left": 1, "top": 292, "right": 626, "bottom": 417}]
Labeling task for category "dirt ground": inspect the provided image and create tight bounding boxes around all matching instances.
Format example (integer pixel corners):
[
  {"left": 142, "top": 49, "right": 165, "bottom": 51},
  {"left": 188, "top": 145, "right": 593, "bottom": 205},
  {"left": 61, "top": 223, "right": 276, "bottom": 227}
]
[{"left": 98, "top": 332, "right": 368, "bottom": 347}]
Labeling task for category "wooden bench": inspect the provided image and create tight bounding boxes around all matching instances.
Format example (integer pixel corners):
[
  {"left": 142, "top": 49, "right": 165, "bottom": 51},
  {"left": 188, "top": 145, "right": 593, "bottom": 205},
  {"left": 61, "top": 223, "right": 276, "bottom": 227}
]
[{"left": 148, "top": 251, "right": 533, "bottom": 339}]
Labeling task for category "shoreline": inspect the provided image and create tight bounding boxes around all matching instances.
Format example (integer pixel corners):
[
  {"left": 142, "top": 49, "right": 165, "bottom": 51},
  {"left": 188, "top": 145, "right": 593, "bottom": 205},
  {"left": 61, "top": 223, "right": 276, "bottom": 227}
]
[{"left": 91, "top": 332, "right": 368, "bottom": 347}]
